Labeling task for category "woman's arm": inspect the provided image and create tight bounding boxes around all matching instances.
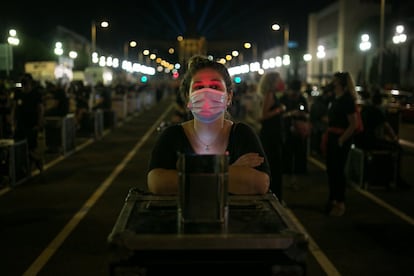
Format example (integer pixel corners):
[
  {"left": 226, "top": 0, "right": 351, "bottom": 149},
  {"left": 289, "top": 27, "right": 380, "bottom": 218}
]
[
  {"left": 228, "top": 165, "right": 270, "bottom": 194},
  {"left": 384, "top": 121, "right": 398, "bottom": 142},
  {"left": 339, "top": 112, "right": 357, "bottom": 146},
  {"left": 148, "top": 157, "right": 270, "bottom": 195},
  {"left": 147, "top": 168, "right": 179, "bottom": 195},
  {"left": 146, "top": 125, "right": 182, "bottom": 194}
]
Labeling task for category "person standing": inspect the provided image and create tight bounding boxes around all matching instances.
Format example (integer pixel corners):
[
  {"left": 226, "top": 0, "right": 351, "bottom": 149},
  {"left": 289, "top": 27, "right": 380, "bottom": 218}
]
[
  {"left": 257, "top": 71, "right": 286, "bottom": 202},
  {"left": 325, "top": 72, "right": 358, "bottom": 216},
  {"left": 13, "top": 73, "right": 45, "bottom": 171},
  {"left": 280, "top": 79, "right": 310, "bottom": 184},
  {"left": 356, "top": 88, "right": 410, "bottom": 190},
  {"left": 309, "top": 85, "right": 333, "bottom": 156}
]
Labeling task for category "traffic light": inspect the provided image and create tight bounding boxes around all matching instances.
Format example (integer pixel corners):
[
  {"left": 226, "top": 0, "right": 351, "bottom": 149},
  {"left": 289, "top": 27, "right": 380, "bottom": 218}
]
[
  {"left": 234, "top": 76, "right": 242, "bottom": 84},
  {"left": 141, "top": 75, "right": 148, "bottom": 83}
]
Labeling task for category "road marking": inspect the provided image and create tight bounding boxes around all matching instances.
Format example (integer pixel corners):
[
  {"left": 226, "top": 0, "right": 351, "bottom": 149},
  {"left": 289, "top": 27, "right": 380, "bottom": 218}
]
[
  {"left": 284, "top": 208, "right": 342, "bottom": 276},
  {"left": 0, "top": 186, "right": 11, "bottom": 196},
  {"left": 353, "top": 185, "right": 414, "bottom": 225},
  {"left": 400, "top": 139, "right": 414, "bottom": 149},
  {"left": 286, "top": 154, "right": 414, "bottom": 276},
  {"left": 1, "top": 125, "right": 116, "bottom": 196},
  {"left": 308, "top": 156, "right": 414, "bottom": 226},
  {"left": 22, "top": 105, "right": 174, "bottom": 276},
  {"left": 282, "top": 155, "right": 342, "bottom": 275}
]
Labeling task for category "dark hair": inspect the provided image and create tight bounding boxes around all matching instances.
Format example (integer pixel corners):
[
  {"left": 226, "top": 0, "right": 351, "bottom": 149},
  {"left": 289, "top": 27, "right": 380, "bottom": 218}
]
[
  {"left": 371, "top": 87, "right": 383, "bottom": 105},
  {"left": 333, "top": 72, "right": 349, "bottom": 88},
  {"left": 179, "top": 55, "right": 233, "bottom": 100},
  {"left": 20, "top": 73, "right": 33, "bottom": 86},
  {"left": 333, "top": 71, "right": 357, "bottom": 100}
]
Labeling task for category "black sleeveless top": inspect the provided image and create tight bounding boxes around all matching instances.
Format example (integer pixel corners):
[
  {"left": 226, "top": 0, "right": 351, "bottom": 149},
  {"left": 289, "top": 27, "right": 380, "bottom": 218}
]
[{"left": 148, "top": 122, "right": 270, "bottom": 176}]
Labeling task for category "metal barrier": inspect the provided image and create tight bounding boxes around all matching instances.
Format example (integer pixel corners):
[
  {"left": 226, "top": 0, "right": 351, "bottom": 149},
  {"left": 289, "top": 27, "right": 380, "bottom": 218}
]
[
  {"left": 0, "top": 139, "right": 30, "bottom": 187},
  {"left": 44, "top": 114, "right": 77, "bottom": 156},
  {"left": 78, "top": 110, "right": 104, "bottom": 139},
  {"left": 112, "top": 94, "right": 127, "bottom": 122}
]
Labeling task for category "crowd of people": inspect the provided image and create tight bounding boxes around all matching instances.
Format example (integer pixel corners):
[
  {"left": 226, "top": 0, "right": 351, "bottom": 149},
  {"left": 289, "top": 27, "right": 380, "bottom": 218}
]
[
  {"left": 1, "top": 56, "right": 409, "bottom": 217},
  {"left": 148, "top": 54, "right": 410, "bottom": 218},
  {"left": 0, "top": 73, "right": 164, "bottom": 184}
]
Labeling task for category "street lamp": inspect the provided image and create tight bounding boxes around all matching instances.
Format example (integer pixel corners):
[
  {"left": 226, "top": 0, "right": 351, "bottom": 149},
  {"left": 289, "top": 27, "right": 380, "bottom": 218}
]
[
  {"left": 392, "top": 25, "right": 407, "bottom": 44},
  {"left": 54, "top": 42, "right": 64, "bottom": 56},
  {"left": 91, "top": 20, "right": 109, "bottom": 56},
  {"left": 5, "top": 29, "right": 20, "bottom": 76},
  {"left": 68, "top": 51, "right": 78, "bottom": 59},
  {"left": 271, "top": 23, "right": 289, "bottom": 56},
  {"left": 243, "top": 42, "right": 258, "bottom": 62},
  {"left": 231, "top": 50, "right": 239, "bottom": 65},
  {"left": 123, "top": 40, "right": 137, "bottom": 60},
  {"left": 316, "top": 45, "right": 326, "bottom": 85},
  {"left": 392, "top": 25, "right": 407, "bottom": 86},
  {"left": 359, "top": 34, "right": 372, "bottom": 86},
  {"left": 7, "top": 29, "right": 20, "bottom": 46}
]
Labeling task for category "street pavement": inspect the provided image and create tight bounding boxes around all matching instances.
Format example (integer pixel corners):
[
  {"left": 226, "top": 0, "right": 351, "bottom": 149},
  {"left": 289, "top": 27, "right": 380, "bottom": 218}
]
[{"left": 0, "top": 95, "right": 413, "bottom": 276}]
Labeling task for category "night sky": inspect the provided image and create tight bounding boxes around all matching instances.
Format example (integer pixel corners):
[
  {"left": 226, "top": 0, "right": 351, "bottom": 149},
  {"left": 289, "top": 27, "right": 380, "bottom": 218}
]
[{"left": 1, "top": 0, "right": 336, "bottom": 57}]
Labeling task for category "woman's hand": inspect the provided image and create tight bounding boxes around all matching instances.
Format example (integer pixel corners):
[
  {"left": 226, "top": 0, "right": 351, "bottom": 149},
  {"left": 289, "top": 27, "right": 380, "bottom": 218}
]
[{"left": 232, "top": 152, "right": 264, "bottom": 168}]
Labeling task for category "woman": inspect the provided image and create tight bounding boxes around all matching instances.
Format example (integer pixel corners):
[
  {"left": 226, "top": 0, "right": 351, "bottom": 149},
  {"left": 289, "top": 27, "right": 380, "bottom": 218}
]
[
  {"left": 147, "top": 55, "right": 270, "bottom": 195},
  {"left": 325, "top": 71, "right": 358, "bottom": 216},
  {"left": 257, "top": 71, "right": 286, "bottom": 202}
]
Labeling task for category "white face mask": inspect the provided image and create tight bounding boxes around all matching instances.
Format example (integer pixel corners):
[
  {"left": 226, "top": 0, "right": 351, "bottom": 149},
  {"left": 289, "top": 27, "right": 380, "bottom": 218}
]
[{"left": 187, "top": 88, "right": 228, "bottom": 123}]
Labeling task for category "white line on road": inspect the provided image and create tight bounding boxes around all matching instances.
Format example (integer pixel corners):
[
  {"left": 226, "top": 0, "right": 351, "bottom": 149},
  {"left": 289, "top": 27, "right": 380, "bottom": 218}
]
[
  {"left": 308, "top": 155, "right": 414, "bottom": 226},
  {"left": 22, "top": 105, "right": 173, "bottom": 276}
]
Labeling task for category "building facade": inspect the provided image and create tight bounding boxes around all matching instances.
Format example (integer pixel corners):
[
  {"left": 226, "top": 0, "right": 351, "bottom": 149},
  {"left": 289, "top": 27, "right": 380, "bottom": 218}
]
[{"left": 307, "top": 0, "right": 413, "bottom": 89}]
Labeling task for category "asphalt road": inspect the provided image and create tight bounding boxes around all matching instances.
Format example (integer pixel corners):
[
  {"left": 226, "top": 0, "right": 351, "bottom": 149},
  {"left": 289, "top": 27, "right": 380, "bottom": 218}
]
[{"left": 0, "top": 96, "right": 413, "bottom": 276}]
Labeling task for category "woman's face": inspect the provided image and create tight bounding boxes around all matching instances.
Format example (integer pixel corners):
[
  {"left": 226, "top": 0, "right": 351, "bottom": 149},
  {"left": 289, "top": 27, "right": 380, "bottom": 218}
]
[{"left": 190, "top": 68, "right": 227, "bottom": 94}]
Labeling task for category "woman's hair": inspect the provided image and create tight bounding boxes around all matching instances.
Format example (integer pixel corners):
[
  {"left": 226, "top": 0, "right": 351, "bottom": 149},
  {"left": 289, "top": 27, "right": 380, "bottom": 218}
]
[
  {"left": 333, "top": 71, "right": 357, "bottom": 100},
  {"left": 257, "top": 71, "right": 281, "bottom": 96},
  {"left": 179, "top": 55, "right": 233, "bottom": 100}
]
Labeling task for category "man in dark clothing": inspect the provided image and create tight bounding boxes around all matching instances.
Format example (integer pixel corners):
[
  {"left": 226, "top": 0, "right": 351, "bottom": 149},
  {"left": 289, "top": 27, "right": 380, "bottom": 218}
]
[
  {"left": 0, "top": 82, "right": 14, "bottom": 139},
  {"left": 357, "top": 90, "right": 410, "bottom": 189},
  {"left": 280, "top": 79, "right": 310, "bottom": 176},
  {"left": 358, "top": 91, "right": 398, "bottom": 149},
  {"left": 13, "top": 74, "right": 45, "bottom": 171}
]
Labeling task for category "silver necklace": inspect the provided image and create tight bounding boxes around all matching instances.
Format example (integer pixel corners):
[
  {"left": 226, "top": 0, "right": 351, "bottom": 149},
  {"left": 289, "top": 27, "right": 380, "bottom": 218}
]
[{"left": 193, "top": 125, "right": 222, "bottom": 152}]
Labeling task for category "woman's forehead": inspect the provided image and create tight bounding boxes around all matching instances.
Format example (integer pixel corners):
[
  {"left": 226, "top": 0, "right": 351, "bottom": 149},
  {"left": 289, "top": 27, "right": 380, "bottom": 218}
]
[{"left": 192, "top": 68, "right": 223, "bottom": 82}]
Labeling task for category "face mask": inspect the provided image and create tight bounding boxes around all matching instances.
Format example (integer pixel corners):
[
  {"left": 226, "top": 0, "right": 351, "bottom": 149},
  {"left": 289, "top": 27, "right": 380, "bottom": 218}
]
[{"left": 187, "top": 88, "right": 228, "bottom": 123}]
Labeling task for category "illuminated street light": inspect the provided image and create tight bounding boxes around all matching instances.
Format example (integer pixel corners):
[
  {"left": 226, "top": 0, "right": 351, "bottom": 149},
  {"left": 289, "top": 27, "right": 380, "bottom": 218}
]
[
  {"left": 91, "top": 20, "right": 109, "bottom": 55},
  {"left": 5, "top": 29, "right": 20, "bottom": 76},
  {"left": 69, "top": 51, "right": 78, "bottom": 59},
  {"left": 316, "top": 45, "right": 326, "bottom": 85},
  {"left": 392, "top": 25, "right": 407, "bottom": 44},
  {"left": 359, "top": 34, "right": 372, "bottom": 51},
  {"left": 271, "top": 23, "right": 289, "bottom": 56},
  {"left": 54, "top": 42, "right": 64, "bottom": 56},
  {"left": 303, "top": 53, "right": 312, "bottom": 62},
  {"left": 316, "top": 45, "right": 326, "bottom": 59},
  {"left": 7, "top": 29, "right": 20, "bottom": 46},
  {"left": 243, "top": 42, "right": 258, "bottom": 62},
  {"left": 359, "top": 34, "right": 371, "bottom": 86},
  {"left": 392, "top": 25, "right": 407, "bottom": 86},
  {"left": 124, "top": 40, "right": 137, "bottom": 60}
]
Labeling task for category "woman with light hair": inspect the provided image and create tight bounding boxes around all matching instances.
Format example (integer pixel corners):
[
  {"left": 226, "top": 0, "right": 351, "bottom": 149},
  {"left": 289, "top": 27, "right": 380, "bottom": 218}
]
[{"left": 325, "top": 71, "right": 358, "bottom": 216}]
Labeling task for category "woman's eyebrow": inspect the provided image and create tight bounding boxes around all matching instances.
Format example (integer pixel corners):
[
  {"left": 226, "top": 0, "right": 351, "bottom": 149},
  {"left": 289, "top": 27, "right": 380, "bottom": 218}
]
[{"left": 193, "top": 79, "right": 222, "bottom": 84}]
